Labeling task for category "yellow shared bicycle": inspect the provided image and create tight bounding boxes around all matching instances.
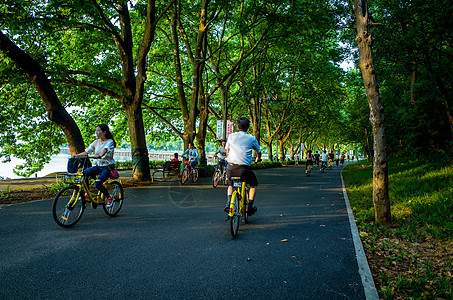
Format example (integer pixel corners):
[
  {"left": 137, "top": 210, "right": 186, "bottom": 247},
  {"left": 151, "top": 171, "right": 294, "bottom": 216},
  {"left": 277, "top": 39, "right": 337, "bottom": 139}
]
[
  {"left": 52, "top": 157, "right": 124, "bottom": 228},
  {"left": 227, "top": 177, "right": 250, "bottom": 238}
]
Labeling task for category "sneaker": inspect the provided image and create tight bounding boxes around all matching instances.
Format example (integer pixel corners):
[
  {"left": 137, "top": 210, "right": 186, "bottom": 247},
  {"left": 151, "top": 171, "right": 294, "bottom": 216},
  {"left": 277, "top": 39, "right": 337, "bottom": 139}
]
[
  {"left": 247, "top": 206, "right": 257, "bottom": 216},
  {"left": 106, "top": 195, "right": 114, "bottom": 207}
]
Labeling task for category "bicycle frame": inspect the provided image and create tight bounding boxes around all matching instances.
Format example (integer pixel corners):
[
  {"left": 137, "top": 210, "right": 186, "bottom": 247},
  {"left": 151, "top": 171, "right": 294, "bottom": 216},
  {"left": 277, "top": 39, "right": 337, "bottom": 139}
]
[
  {"left": 228, "top": 177, "right": 248, "bottom": 218},
  {"left": 67, "top": 172, "right": 118, "bottom": 205}
]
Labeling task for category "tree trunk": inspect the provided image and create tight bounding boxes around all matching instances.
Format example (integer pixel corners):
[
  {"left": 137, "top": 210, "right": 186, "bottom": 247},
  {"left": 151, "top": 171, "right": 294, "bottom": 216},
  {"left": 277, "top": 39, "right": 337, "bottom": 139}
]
[
  {"left": 0, "top": 31, "right": 85, "bottom": 155},
  {"left": 354, "top": 0, "right": 391, "bottom": 226},
  {"left": 114, "top": 1, "right": 156, "bottom": 181},
  {"left": 124, "top": 103, "right": 150, "bottom": 181}
]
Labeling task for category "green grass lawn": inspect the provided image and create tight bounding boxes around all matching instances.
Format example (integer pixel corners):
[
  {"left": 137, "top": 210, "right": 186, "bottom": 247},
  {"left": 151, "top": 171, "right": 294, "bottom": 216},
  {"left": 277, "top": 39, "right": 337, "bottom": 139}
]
[{"left": 342, "top": 155, "right": 452, "bottom": 299}]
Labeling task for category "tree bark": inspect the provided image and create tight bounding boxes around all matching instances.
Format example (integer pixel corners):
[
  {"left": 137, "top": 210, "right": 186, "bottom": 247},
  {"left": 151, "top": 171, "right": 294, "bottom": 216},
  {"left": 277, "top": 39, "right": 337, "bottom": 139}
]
[
  {"left": 354, "top": 0, "right": 391, "bottom": 226},
  {"left": 112, "top": 1, "right": 158, "bottom": 181},
  {"left": 0, "top": 31, "right": 85, "bottom": 156}
]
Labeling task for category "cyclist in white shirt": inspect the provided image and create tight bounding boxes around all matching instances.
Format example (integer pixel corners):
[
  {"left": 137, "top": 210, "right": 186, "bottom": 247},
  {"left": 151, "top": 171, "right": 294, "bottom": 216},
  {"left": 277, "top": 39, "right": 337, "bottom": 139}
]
[
  {"left": 74, "top": 124, "right": 116, "bottom": 207},
  {"left": 321, "top": 150, "right": 328, "bottom": 170},
  {"left": 224, "top": 117, "right": 262, "bottom": 215}
]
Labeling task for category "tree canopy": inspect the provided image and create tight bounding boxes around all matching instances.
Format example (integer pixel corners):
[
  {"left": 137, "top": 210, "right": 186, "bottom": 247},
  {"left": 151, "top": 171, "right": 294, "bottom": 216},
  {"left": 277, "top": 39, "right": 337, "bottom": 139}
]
[{"left": 1, "top": 0, "right": 452, "bottom": 177}]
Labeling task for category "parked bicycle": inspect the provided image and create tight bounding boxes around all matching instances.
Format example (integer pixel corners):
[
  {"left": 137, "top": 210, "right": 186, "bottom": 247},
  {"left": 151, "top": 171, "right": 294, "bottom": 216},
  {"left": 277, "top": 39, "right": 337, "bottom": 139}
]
[
  {"left": 227, "top": 177, "right": 251, "bottom": 239},
  {"left": 180, "top": 156, "right": 199, "bottom": 185},
  {"left": 212, "top": 156, "right": 228, "bottom": 188},
  {"left": 52, "top": 157, "right": 124, "bottom": 228}
]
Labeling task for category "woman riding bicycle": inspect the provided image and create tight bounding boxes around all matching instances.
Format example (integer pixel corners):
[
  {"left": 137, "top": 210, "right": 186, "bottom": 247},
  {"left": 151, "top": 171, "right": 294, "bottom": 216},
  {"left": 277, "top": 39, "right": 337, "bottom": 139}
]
[
  {"left": 182, "top": 143, "right": 199, "bottom": 170},
  {"left": 74, "top": 124, "right": 116, "bottom": 207}
]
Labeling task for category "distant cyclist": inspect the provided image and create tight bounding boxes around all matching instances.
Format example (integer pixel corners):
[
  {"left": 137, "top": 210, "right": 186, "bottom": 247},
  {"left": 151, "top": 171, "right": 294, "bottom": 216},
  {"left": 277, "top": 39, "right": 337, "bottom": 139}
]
[
  {"left": 214, "top": 140, "right": 227, "bottom": 170},
  {"left": 182, "top": 143, "right": 199, "bottom": 170},
  {"left": 224, "top": 117, "right": 261, "bottom": 216},
  {"left": 314, "top": 151, "right": 320, "bottom": 167},
  {"left": 321, "top": 150, "right": 328, "bottom": 170},
  {"left": 305, "top": 150, "right": 313, "bottom": 174}
]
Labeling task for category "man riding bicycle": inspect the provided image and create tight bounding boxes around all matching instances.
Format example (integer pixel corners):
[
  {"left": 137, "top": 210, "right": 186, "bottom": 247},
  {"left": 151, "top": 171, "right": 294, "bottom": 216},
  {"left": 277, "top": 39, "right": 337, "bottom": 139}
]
[
  {"left": 314, "top": 151, "right": 320, "bottom": 167},
  {"left": 214, "top": 140, "right": 227, "bottom": 170},
  {"left": 224, "top": 117, "right": 261, "bottom": 216},
  {"left": 328, "top": 151, "right": 335, "bottom": 167}
]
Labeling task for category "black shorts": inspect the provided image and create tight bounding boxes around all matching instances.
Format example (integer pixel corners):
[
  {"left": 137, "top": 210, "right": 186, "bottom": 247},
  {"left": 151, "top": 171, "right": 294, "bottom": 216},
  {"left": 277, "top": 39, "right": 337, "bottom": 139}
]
[{"left": 227, "top": 164, "right": 259, "bottom": 187}]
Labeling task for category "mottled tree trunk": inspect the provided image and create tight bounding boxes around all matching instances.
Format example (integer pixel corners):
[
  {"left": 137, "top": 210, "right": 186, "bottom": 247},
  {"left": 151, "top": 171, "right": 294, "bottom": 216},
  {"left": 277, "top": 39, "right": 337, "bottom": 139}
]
[{"left": 354, "top": 0, "right": 391, "bottom": 226}]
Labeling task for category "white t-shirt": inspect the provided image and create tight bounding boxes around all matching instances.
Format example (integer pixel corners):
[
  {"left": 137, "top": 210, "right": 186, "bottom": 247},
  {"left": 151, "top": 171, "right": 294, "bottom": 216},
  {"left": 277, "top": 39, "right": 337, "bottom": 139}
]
[
  {"left": 86, "top": 139, "right": 115, "bottom": 167},
  {"left": 226, "top": 131, "right": 261, "bottom": 166},
  {"left": 321, "top": 152, "right": 328, "bottom": 162}
]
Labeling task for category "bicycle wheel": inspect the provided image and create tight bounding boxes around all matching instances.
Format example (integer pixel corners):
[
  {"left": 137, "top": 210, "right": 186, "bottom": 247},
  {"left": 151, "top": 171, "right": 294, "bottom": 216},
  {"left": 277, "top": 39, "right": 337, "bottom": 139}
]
[
  {"left": 223, "top": 171, "right": 228, "bottom": 186},
  {"left": 52, "top": 185, "right": 85, "bottom": 228},
  {"left": 192, "top": 169, "right": 199, "bottom": 183},
  {"left": 230, "top": 192, "right": 240, "bottom": 238},
  {"left": 180, "top": 168, "right": 188, "bottom": 185},
  {"left": 212, "top": 169, "right": 220, "bottom": 188},
  {"left": 103, "top": 181, "right": 124, "bottom": 216}
]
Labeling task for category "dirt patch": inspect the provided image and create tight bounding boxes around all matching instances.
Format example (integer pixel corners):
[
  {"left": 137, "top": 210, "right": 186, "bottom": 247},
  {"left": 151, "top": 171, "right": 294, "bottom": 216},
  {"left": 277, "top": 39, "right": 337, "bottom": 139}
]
[{"left": 0, "top": 178, "right": 159, "bottom": 205}]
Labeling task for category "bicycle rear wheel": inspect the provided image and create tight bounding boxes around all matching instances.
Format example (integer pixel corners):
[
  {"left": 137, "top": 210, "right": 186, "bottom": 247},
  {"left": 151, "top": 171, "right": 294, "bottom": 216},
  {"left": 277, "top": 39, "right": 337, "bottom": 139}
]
[
  {"left": 230, "top": 192, "right": 240, "bottom": 238},
  {"left": 52, "top": 185, "right": 85, "bottom": 228},
  {"left": 103, "top": 181, "right": 124, "bottom": 216},
  {"left": 180, "top": 168, "right": 188, "bottom": 185},
  {"left": 212, "top": 169, "right": 220, "bottom": 188},
  {"left": 192, "top": 169, "right": 199, "bottom": 183}
]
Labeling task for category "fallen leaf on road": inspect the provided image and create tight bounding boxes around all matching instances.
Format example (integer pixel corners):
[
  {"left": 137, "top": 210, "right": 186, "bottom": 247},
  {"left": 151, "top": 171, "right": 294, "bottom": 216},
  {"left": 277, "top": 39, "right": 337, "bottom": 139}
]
[{"left": 281, "top": 239, "right": 289, "bottom": 242}]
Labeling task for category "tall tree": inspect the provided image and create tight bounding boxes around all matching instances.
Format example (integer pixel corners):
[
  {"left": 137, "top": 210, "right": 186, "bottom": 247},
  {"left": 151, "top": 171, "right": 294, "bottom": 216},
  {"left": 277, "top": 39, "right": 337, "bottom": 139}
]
[{"left": 354, "top": 0, "right": 391, "bottom": 226}]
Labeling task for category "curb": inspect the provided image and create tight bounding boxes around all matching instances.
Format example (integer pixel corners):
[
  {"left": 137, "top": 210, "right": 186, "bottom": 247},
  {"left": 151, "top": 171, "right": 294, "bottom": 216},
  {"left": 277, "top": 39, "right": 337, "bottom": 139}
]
[{"left": 341, "top": 169, "right": 379, "bottom": 300}]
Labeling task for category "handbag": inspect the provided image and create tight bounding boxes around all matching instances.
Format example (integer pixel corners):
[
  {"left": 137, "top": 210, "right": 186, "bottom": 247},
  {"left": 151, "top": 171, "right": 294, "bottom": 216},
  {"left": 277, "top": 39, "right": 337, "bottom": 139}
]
[
  {"left": 67, "top": 157, "right": 80, "bottom": 173},
  {"left": 109, "top": 169, "right": 120, "bottom": 179}
]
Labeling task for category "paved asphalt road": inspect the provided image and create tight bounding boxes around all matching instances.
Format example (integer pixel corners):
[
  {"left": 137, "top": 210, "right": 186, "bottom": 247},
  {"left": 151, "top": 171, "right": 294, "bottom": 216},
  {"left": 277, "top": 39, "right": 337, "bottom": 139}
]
[{"left": 1, "top": 165, "right": 368, "bottom": 299}]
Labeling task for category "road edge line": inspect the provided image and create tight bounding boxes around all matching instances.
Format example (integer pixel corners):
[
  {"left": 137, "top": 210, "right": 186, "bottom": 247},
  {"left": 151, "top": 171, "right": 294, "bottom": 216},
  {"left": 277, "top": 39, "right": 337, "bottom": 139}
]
[{"left": 341, "top": 169, "right": 379, "bottom": 300}]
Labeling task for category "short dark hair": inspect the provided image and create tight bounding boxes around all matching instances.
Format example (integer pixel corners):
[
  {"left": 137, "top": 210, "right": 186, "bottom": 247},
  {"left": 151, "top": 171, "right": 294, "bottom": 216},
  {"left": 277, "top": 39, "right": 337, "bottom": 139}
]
[{"left": 237, "top": 117, "right": 250, "bottom": 131}]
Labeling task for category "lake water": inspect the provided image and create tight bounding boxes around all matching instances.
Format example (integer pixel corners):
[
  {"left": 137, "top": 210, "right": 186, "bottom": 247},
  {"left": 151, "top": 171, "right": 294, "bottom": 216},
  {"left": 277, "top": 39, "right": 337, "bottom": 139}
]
[
  {"left": 1, "top": 154, "right": 71, "bottom": 179},
  {"left": 0, "top": 149, "right": 135, "bottom": 179},
  {"left": 0, "top": 149, "right": 217, "bottom": 179}
]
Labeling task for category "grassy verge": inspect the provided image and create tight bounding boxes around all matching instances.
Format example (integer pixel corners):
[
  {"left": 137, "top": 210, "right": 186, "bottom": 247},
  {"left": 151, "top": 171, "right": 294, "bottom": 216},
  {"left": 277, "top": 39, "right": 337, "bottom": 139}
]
[{"left": 342, "top": 155, "right": 452, "bottom": 299}]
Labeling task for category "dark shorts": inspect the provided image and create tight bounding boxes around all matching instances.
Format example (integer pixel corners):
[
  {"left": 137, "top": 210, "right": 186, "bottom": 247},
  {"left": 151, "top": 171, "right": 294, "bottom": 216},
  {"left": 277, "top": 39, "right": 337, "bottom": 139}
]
[{"left": 227, "top": 164, "right": 259, "bottom": 187}]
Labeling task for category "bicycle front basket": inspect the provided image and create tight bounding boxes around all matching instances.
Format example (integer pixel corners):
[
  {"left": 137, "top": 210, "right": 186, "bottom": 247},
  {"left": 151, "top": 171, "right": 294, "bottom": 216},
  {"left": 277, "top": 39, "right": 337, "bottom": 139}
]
[{"left": 67, "top": 157, "right": 80, "bottom": 173}]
